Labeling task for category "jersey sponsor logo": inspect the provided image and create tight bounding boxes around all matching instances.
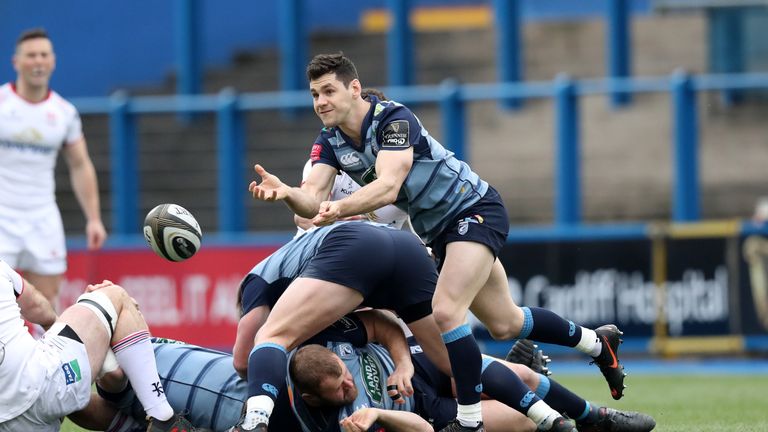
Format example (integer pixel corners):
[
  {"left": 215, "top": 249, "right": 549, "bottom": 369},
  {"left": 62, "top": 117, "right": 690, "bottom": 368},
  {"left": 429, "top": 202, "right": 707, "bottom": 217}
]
[
  {"left": 0, "top": 139, "right": 57, "bottom": 154},
  {"left": 409, "top": 345, "right": 423, "bottom": 355},
  {"left": 360, "top": 352, "right": 383, "bottom": 404},
  {"left": 310, "top": 143, "right": 322, "bottom": 161},
  {"left": 381, "top": 120, "right": 409, "bottom": 148},
  {"left": 339, "top": 152, "right": 362, "bottom": 168},
  {"left": 62, "top": 359, "right": 82, "bottom": 385}
]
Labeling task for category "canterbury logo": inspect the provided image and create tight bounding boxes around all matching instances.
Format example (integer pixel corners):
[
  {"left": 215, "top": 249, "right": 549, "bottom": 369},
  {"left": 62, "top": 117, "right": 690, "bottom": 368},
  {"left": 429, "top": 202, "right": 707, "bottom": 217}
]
[{"left": 339, "top": 153, "right": 361, "bottom": 166}]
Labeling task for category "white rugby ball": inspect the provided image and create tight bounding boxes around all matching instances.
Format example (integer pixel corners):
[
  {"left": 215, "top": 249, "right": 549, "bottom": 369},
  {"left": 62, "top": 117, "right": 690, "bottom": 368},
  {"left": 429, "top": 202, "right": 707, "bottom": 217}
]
[{"left": 143, "top": 203, "right": 202, "bottom": 262}]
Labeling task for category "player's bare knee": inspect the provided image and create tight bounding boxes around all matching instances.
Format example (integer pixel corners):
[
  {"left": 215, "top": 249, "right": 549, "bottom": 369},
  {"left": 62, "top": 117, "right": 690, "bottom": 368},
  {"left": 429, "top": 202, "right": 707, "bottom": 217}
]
[
  {"left": 233, "top": 357, "right": 248, "bottom": 378},
  {"left": 485, "top": 321, "right": 521, "bottom": 340},
  {"left": 431, "top": 303, "right": 463, "bottom": 331}
]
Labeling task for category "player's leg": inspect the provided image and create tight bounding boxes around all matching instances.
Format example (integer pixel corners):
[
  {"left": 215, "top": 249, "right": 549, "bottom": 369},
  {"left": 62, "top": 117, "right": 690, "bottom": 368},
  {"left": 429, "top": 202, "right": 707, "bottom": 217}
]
[
  {"left": 470, "top": 260, "right": 627, "bottom": 399},
  {"left": 240, "top": 278, "right": 364, "bottom": 431},
  {"left": 23, "top": 272, "right": 62, "bottom": 306},
  {"left": 479, "top": 400, "right": 536, "bottom": 432},
  {"left": 61, "top": 282, "right": 179, "bottom": 426},
  {"left": 22, "top": 209, "right": 68, "bottom": 306},
  {"left": 431, "top": 240, "right": 495, "bottom": 431}
]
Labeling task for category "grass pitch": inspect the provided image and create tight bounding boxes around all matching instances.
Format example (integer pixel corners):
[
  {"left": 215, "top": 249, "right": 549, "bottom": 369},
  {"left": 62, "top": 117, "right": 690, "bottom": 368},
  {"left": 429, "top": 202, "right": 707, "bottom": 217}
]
[{"left": 60, "top": 374, "right": 768, "bottom": 431}]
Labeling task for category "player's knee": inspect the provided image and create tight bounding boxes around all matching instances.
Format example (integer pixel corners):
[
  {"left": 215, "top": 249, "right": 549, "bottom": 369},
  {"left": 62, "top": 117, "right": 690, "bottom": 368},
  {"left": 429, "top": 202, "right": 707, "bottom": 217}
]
[
  {"left": 76, "top": 289, "right": 120, "bottom": 339},
  {"left": 483, "top": 305, "right": 524, "bottom": 340},
  {"left": 485, "top": 321, "right": 521, "bottom": 340},
  {"left": 233, "top": 356, "right": 248, "bottom": 378},
  {"left": 431, "top": 302, "right": 464, "bottom": 331}
]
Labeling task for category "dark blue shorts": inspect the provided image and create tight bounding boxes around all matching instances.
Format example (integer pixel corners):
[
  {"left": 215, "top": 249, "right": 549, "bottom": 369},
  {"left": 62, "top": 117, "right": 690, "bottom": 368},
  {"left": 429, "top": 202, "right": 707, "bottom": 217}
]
[
  {"left": 301, "top": 223, "right": 437, "bottom": 323},
  {"left": 429, "top": 186, "right": 509, "bottom": 267},
  {"left": 411, "top": 341, "right": 457, "bottom": 429}
]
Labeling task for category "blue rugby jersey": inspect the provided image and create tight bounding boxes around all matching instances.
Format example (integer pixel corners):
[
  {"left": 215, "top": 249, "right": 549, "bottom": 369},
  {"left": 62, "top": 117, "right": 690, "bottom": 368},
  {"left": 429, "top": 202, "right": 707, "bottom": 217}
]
[
  {"left": 287, "top": 316, "right": 417, "bottom": 432},
  {"left": 311, "top": 95, "right": 489, "bottom": 243},
  {"left": 118, "top": 340, "right": 298, "bottom": 431}
]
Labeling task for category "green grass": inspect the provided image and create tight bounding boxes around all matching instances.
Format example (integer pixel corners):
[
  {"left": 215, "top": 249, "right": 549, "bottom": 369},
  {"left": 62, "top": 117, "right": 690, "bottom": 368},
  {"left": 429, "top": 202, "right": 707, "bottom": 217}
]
[
  {"left": 60, "top": 374, "right": 768, "bottom": 431},
  {"left": 555, "top": 374, "right": 768, "bottom": 432}
]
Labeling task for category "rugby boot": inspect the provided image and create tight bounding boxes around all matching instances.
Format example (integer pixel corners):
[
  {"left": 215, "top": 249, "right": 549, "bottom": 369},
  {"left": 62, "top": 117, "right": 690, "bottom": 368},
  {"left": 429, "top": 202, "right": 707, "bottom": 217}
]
[
  {"left": 229, "top": 410, "right": 269, "bottom": 432},
  {"left": 439, "top": 419, "right": 485, "bottom": 431},
  {"left": 578, "top": 407, "right": 656, "bottom": 432},
  {"left": 590, "top": 324, "right": 627, "bottom": 400},
  {"left": 543, "top": 417, "right": 578, "bottom": 432},
  {"left": 146, "top": 412, "right": 197, "bottom": 432}
]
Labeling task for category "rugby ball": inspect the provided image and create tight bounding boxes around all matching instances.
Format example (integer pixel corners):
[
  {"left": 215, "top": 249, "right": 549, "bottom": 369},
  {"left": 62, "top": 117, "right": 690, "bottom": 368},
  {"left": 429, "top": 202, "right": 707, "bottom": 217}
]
[{"left": 143, "top": 204, "right": 202, "bottom": 262}]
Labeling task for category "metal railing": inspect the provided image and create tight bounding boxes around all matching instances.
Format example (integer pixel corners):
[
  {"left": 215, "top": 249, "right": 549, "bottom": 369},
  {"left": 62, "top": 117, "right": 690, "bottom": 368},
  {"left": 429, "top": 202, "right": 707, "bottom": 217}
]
[{"left": 71, "top": 71, "right": 768, "bottom": 241}]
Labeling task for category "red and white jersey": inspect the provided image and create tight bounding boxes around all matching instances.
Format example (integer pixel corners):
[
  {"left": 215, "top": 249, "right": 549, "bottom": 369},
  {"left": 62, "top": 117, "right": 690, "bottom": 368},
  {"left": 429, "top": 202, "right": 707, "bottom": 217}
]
[
  {"left": 296, "top": 159, "right": 410, "bottom": 237},
  {"left": 0, "top": 83, "right": 83, "bottom": 218},
  {"left": 0, "top": 259, "right": 43, "bottom": 421}
]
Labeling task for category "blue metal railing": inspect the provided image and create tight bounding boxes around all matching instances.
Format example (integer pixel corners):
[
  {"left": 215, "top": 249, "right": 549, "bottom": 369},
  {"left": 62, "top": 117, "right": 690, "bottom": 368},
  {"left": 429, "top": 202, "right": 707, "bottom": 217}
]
[
  {"left": 164, "top": 1, "right": 634, "bottom": 103},
  {"left": 75, "top": 72, "right": 768, "bottom": 239}
]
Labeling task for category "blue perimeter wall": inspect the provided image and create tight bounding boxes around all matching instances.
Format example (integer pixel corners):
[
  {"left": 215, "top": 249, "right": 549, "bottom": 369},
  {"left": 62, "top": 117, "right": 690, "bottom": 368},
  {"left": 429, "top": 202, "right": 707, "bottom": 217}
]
[{"left": 0, "top": 0, "right": 650, "bottom": 97}]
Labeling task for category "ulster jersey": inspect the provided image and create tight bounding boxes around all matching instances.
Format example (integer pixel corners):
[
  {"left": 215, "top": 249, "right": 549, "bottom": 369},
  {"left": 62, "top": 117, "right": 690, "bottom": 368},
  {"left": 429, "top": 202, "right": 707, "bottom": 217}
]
[
  {"left": 0, "top": 83, "right": 83, "bottom": 217},
  {"left": 310, "top": 95, "right": 488, "bottom": 243},
  {"left": 0, "top": 260, "right": 43, "bottom": 422}
]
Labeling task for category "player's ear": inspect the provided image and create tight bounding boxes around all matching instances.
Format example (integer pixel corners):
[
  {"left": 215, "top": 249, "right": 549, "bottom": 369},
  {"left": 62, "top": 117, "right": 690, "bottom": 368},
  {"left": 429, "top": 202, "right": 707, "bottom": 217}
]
[
  {"left": 301, "top": 392, "right": 322, "bottom": 406},
  {"left": 350, "top": 79, "right": 362, "bottom": 97}
]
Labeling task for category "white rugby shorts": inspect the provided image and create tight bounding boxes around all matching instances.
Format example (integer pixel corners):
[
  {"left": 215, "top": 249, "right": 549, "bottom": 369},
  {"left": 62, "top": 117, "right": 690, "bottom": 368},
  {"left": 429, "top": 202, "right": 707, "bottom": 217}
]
[
  {"left": 0, "top": 327, "right": 92, "bottom": 431},
  {"left": 0, "top": 207, "right": 67, "bottom": 275}
]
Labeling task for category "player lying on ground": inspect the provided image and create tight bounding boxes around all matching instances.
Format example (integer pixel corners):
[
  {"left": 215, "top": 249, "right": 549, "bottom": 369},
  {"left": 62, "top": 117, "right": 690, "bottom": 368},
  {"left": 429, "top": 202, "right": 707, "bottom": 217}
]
[
  {"left": 68, "top": 311, "right": 654, "bottom": 432},
  {"left": 0, "top": 261, "right": 188, "bottom": 432},
  {"left": 289, "top": 311, "right": 655, "bottom": 432}
]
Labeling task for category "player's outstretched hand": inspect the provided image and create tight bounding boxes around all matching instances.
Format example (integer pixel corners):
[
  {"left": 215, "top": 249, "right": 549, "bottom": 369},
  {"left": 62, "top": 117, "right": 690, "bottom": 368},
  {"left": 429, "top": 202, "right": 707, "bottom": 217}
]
[{"left": 249, "top": 164, "right": 289, "bottom": 202}]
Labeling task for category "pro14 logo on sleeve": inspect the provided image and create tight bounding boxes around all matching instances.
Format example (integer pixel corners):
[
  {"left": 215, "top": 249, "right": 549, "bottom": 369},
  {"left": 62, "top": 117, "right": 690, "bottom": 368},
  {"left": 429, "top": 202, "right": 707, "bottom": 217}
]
[
  {"left": 381, "top": 120, "right": 409, "bottom": 148},
  {"left": 62, "top": 359, "right": 82, "bottom": 385}
]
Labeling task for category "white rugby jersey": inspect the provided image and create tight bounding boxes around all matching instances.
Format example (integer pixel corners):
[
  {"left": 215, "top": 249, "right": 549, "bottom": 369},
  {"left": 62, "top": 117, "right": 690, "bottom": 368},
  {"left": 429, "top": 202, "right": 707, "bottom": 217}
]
[
  {"left": 295, "top": 159, "right": 409, "bottom": 237},
  {"left": 0, "top": 259, "right": 43, "bottom": 421},
  {"left": 0, "top": 83, "right": 83, "bottom": 217}
]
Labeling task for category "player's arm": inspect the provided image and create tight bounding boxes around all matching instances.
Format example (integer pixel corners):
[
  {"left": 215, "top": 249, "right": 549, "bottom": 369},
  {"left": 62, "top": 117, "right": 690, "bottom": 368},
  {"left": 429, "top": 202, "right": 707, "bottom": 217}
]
[
  {"left": 357, "top": 310, "right": 414, "bottom": 402},
  {"left": 17, "top": 277, "right": 57, "bottom": 329},
  {"left": 313, "top": 148, "right": 412, "bottom": 226},
  {"left": 233, "top": 304, "right": 271, "bottom": 378},
  {"left": 249, "top": 163, "right": 335, "bottom": 218},
  {"left": 340, "top": 407, "right": 432, "bottom": 432},
  {"left": 63, "top": 137, "right": 107, "bottom": 250}
]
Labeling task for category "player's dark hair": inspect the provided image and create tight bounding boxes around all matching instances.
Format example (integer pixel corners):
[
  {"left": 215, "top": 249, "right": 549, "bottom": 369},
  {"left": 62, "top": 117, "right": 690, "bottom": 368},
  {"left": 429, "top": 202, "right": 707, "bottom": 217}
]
[
  {"left": 361, "top": 87, "right": 388, "bottom": 101},
  {"left": 16, "top": 28, "right": 49, "bottom": 47},
  {"left": 306, "top": 53, "right": 359, "bottom": 87},
  {"left": 290, "top": 345, "right": 342, "bottom": 395}
]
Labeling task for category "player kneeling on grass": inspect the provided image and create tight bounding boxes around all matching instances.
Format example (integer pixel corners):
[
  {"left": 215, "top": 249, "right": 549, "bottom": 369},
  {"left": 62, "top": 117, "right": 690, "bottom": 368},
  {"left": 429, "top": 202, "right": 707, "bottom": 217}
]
[{"left": 0, "top": 260, "right": 191, "bottom": 432}]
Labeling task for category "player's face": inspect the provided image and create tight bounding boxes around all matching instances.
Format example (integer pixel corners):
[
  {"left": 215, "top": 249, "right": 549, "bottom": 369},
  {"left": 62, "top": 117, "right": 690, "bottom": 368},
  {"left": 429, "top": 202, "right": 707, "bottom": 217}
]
[
  {"left": 309, "top": 73, "right": 357, "bottom": 128},
  {"left": 316, "top": 358, "right": 358, "bottom": 406},
  {"left": 13, "top": 38, "right": 56, "bottom": 89}
]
